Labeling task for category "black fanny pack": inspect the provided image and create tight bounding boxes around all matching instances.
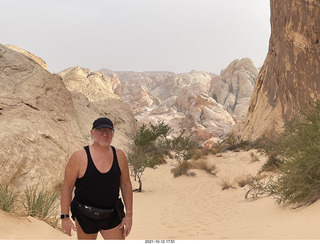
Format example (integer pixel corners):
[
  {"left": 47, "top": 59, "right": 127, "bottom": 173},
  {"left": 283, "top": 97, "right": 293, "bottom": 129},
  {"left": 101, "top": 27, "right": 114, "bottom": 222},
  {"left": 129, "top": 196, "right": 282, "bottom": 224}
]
[{"left": 74, "top": 199, "right": 114, "bottom": 220}]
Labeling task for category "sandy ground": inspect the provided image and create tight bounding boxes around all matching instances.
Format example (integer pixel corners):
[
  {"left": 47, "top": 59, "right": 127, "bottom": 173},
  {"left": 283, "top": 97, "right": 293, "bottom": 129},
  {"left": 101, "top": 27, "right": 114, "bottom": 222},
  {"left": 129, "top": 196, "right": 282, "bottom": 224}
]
[{"left": 1, "top": 149, "right": 320, "bottom": 240}]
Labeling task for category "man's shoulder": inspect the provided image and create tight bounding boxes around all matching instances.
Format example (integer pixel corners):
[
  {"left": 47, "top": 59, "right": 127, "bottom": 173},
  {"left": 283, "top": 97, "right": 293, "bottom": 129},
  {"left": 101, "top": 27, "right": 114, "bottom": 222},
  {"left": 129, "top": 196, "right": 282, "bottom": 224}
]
[
  {"left": 73, "top": 146, "right": 87, "bottom": 156},
  {"left": 69, "top": 147, "right": 87, "bottom": 163},
  {"left": 114, "top": 147, "right": 127, "bottom": 164},
  {"left": 113, "top": 147, "right": 125, "bottom": 156}
]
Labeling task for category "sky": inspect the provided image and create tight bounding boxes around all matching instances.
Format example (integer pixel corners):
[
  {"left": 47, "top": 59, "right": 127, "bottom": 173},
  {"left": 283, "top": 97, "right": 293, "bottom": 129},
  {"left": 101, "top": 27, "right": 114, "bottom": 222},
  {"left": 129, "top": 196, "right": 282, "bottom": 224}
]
[{"left": 0, "top": 0, "right": 271, "bottom": 74}]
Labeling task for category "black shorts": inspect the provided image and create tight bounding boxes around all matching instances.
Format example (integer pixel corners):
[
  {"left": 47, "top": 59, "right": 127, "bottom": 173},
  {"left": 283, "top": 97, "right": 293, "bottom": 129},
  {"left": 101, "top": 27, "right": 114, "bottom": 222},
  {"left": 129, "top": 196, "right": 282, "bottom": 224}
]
[{"left": 70, "top": 198, "right": 125, "bottom": 234}]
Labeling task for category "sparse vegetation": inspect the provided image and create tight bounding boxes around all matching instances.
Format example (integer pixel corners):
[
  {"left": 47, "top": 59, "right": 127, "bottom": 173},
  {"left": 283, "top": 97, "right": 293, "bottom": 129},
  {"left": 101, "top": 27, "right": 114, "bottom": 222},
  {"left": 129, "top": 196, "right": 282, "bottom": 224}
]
[
  {"left": 171, "top": 161, "right": 193, "bottom": 177},
  {"left": 168, "top": 129, "right": 199, "bottom": 177},
  {"left": 266, "top": 101, "right": 320, "bottom": 205},
  {"left": 0, "top": 185, "right": 17, "bottom": 212},
  {"left": 260, "top": 152, "right": 282, "bottom": 173},
  {"left": 129, "top": 121, "right": 202, "bottom": 183},
  {"left": 128, "top": 121, "right": 171, "bottom": 192},
  {"left": 244, "top": 175, "right": 275, "bottom": 200},
  {"left": 235, "top": 175, "right": 254, "bottom": 188},
  {"left": 209, "top": 134, "right": 267, "bottom": 155},
  {"left": 191, "top": 148, "right": 213, "bottom": 160},
  {"left": 220, "top": 178, "right": 235, "bottom": 190},
  {"left": 128, "top": 101, "right": 320, "bottom": 207},
  {"left": 24, "top": 187, "right": 59, "bottom": 221},
  {"left": 192, "top": 159, "right": 218, "bottom": 175},
  {"left": 244, "top": 101, "right": 320, "bottom": 206}
]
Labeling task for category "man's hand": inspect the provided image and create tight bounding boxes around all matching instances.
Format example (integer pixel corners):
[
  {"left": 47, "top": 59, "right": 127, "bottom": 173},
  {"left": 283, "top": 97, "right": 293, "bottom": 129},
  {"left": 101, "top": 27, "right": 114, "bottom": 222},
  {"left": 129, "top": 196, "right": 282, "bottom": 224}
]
[
  {"left": 61, "top": 218, "right": 77, "bottom": 236},
  {"left": 119, "top": 215, "right": 132, "bottom": 237}
]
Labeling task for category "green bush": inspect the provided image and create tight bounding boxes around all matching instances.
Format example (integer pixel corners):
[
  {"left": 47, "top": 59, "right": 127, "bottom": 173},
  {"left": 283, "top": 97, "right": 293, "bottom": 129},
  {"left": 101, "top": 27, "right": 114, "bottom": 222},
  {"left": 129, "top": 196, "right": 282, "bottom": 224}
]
[
  {"left": 129, "top": 121, "right": 171, "bottom": 192},
  {"left": 168, "top": 129, "right": 199, "bottom": 162},
  {"left": 0, "top": 185, "right": 17, "bottom": 212},
  {"left": 129, "top": 122, "right": 201, "bottom": 188},
  {"left": 260, "top": 152, "right": 282, "bottom": 173},
  {"left": 269, "top": 101, "right": 320, "bottom": 205},
  {"left": 24, "top": 187, "right": 59, "bottom": 220}
]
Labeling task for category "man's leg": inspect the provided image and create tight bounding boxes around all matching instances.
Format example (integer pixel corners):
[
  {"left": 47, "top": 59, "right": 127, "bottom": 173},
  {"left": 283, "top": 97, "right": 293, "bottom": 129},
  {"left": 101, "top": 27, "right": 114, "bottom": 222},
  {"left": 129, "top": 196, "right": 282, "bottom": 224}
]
[
  {"left": 100, "top": 224, "right": 125, "bottom": 240},
  {"left": 75, "top": 219, "right": 98, "bottom": 240}
]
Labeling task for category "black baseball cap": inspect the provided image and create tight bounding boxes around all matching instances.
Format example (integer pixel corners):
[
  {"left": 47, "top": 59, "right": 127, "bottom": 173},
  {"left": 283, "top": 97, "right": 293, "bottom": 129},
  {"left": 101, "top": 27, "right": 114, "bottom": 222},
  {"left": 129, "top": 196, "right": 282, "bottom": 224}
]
[{"left": 92, "top": 117, "right": 114, "bottom": 130}]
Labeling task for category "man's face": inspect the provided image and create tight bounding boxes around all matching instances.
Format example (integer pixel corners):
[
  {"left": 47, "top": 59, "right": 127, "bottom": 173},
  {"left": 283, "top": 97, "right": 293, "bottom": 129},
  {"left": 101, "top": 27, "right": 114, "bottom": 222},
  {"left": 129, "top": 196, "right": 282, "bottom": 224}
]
[{"left": 91, "top": 128, "right": 114, "bottom": 146}]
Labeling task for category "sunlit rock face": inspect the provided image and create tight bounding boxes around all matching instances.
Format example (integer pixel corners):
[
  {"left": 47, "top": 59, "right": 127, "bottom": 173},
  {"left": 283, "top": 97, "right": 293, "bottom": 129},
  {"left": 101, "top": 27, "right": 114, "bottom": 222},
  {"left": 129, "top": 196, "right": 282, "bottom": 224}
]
[
  {"left": 0, "top": 44, "right": 82, "bottom": 192},
  {"left": 242, "top": 0, "right": 320, "bottom": 140},
  {"left": 58, "top": 66, "right": 120, "bottom": 101},
  {"left": 209, "top": 58, "right": 258, "bottom": 121},
  {"left": 4, "top": 44, "right": 48, "bottom": 70},
  {"left": 0, "top": 44, "right": 136, "bottom": 194}
]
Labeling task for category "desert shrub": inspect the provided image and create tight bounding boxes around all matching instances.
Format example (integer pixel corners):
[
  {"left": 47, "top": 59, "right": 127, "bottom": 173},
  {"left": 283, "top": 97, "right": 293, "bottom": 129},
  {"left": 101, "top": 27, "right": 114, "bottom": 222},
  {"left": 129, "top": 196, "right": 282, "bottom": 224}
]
[
  {"left": 235, "top": 175, "right": 254, "bottom": 188},
  {"left": 244, "top": 175, "right": 275, "bottom": 200},
  {"left": 260, "top": 152, "right": 282, "bottom": 173},
  {"left": 24, "top": 187, "right": 59, "bottom": 220},
  {"left": 191, "top": 148, "right": 213, "bottom": 160},
  {"left": 210, "top": 134, "right": 267, "bottom": 155},
  {"left": 192, "top": 159, "right": 218, "bottom": 175},
  {"left": 168, "top": 129, "right": 199, "bottom": 161},
  {"left": 171, "top": 161, "right": 193, "bottom": 177},
  {"left": 168, "top": 130, "right": 200, "bottom": 177},
  {"left": 268, "top": 101, "right": 320, "bottom": 205},
  {"left": 0, "top": 185, "right": 17, "bottom": 212},
  {"left": 220, "top": 178, "right": 235, "bottom": 190}
]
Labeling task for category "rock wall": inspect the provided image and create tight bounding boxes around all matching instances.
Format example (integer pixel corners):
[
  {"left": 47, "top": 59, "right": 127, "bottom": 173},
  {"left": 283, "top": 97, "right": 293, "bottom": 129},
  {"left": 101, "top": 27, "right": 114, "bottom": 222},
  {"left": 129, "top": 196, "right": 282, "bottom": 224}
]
[
  {"left": 0, "top": 44, "right": 136, "bottom": 193},
  {"left": 242, "top": 0, "right": 320, "bottom": 140}
]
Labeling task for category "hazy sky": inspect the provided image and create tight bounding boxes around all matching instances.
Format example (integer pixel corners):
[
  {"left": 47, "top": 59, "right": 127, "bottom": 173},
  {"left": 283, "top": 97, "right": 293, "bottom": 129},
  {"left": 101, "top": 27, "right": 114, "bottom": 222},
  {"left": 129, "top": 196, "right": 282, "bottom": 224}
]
[{"left": 1, "top": 0, "right": 270, "bottom": 74}]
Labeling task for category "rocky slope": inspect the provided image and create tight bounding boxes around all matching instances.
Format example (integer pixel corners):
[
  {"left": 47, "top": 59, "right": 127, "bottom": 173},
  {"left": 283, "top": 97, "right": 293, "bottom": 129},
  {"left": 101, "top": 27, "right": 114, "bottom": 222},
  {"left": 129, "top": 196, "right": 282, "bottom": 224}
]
[
  {"left": 0, "top": 44, "right": 136, "bottom": 194},
  {"left": 4, "top": 44, "right": 48, "bottom": 70},
  {"left": 242, "top": 0, "right": 320, "bottom": 140}
]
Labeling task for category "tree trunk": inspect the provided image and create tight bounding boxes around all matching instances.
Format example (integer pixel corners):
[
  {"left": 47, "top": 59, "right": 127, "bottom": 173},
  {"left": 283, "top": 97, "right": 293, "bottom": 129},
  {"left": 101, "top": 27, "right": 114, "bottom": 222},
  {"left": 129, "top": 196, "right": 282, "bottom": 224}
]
[{"left": 138, "top": 175, "right": 142, "bottom": 192}]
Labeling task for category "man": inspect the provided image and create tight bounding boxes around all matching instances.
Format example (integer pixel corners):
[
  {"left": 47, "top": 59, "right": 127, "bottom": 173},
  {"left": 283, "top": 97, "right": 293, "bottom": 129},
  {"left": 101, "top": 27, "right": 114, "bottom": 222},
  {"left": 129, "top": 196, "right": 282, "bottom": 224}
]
[{"left": 60, "top": 117, "right": 133, "bottom": 239}]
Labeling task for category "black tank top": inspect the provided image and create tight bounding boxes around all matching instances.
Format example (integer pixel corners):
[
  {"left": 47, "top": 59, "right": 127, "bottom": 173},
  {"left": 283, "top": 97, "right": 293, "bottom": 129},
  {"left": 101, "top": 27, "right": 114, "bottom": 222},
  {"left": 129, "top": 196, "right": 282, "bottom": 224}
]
[{"left": 74, "top": 145, "right": 121, "bottom": 209}]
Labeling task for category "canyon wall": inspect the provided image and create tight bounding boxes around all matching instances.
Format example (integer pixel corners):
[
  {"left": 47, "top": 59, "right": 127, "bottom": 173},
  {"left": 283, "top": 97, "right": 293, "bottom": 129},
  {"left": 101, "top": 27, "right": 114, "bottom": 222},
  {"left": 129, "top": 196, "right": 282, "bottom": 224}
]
[{"left": 242, "top": 0, "right": 320, "bottom": 140}]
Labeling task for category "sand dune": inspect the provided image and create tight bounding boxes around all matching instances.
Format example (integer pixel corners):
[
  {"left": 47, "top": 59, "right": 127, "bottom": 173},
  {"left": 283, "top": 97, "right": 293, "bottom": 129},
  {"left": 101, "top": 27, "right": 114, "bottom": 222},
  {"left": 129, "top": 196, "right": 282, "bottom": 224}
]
[
  {"left": 1, "top": 149, "right": 320, "bottom": 240},
  {"left": 0, "top": 211, "right": 72, "bottom": 240}
]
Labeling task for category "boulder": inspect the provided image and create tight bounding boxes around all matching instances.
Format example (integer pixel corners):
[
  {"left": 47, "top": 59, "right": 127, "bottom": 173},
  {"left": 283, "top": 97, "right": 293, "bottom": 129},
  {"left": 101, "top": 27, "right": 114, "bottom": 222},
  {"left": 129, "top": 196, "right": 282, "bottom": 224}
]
[
  {"left": 209, "top": 58, "right": 258, "bottom": 121},
  {"left": 58, "top": 67, "right": 120, "bottom": 101}
]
